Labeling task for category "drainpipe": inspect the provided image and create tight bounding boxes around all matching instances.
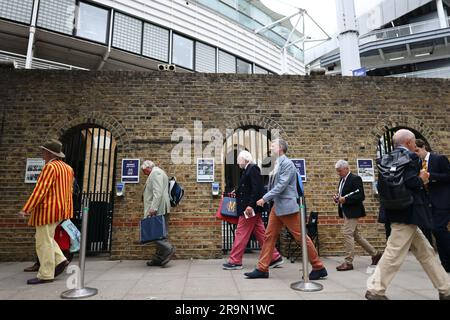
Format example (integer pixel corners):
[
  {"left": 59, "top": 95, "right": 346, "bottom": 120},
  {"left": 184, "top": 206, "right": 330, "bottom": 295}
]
[
  {"left": 335, "top": 0, "right": 361, "bottom": 76},
  {"left": 25, "top": 0, "right": 40, "bottom": 69}
]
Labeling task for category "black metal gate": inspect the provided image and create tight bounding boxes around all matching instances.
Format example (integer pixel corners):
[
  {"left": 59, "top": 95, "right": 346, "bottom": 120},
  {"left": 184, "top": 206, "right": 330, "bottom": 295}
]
[
  {"left": 377, "top": 127, "right": 428, "bottom": 159},
  {"left": 62, "top": 126, "right": 117, "bottom": 255}
]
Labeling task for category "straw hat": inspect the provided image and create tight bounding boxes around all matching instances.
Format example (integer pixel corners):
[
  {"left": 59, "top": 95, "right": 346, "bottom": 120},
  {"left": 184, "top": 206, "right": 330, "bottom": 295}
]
[{"left": 40, "top": 139, "right": 65, "bottom": 158}]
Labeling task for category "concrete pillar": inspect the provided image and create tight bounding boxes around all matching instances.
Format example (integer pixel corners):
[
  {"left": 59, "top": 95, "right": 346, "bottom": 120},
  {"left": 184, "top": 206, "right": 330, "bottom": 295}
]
[
  {"left": 436, "top": 0, "right": 449, "bottom": 28},
  {"left": 25, "top": 0, "right": 40, "bottom": 69},
  {"left": 335, "top": 0, "right": 361, "bottom": 76}
]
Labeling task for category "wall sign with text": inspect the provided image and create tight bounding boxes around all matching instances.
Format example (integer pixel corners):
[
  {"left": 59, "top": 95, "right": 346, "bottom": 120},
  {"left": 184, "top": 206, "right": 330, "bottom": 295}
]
[
  {"left": 291, "top": 159, "right": 307, "bottom": 182},
  {"left": 25, "top": 158, "right": 45, "bottom": 183},
  {"left": 197, "top": 158, "right": 214, "bottom": 182},
  {"left": 357, "top": 159, "right": 375, "bottom": 182},
  {"left": 121, "top": 159, "right": 140, "bottom": 183}
]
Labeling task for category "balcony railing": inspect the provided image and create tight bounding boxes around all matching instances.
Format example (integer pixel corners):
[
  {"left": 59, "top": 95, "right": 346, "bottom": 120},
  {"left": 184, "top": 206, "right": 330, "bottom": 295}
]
[
  {"left": 360, "top": 17, "right": 450, "bottom": 45},
  {"left": 387, "top": 66, "right": 450, "bottom": 79},
  {"left": 0, "top": 50, "right": 88, "bottom": 70}
]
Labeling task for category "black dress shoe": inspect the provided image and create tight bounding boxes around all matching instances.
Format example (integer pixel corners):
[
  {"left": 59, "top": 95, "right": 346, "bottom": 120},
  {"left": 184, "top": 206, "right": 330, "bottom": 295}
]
[
  {"left": 27, "top": 277, "right": 54, "bottom": 285},
  {"left": 54, "top": 260, "right": 69, "bottom": 277},
  {"left": 244, "top": 268, "right": 269, "bottom": 279},
  {"left": 24, "top": 262, "right": 40, "bottom": 272}
]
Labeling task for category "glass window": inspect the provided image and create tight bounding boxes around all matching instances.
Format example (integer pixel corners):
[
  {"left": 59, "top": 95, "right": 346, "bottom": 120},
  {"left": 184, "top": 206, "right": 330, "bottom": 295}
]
[
  {"left": 112, "top": 12, "right": 142, "bottom": 54},
  {"left": 218, "top": 50, "right": 236, "bottom": 73},
  {"left": 237, "top": 58, "right": 252, "bottom": 74},
  {"left": 0, "top": 0, "right": 33, "bottom": 24},
  {"left": 254, "top": 65, "right": 269, "bottom": 74},
  {"left": 172, "top": 33, "right": 194, "bottom": 69},
  {"left": 142, "top": 23, "right": 169, "bottom": 62},
  {"left": 195, "top": 42, "right": 216, "bottom": 73},
  {"left": 37, "top": 0, "right": 75, "bottom": 35},
  {"left": 76, "top": 2, "right": 109, "bottom": 43}
]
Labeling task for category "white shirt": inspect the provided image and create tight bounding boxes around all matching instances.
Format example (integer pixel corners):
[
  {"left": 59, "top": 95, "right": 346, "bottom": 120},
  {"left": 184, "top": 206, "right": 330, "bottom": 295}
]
[{"left": 338, "top": 171, "right": 351, "bottom": 196}]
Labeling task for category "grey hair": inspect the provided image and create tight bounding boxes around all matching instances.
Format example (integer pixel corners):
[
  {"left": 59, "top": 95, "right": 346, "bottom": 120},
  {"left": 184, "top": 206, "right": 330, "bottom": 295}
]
[
  {"left": 335, "top": 160, "right": 349, "bottom": 169},
  {"left": 237, "top": 150, "right": 253, "bottom": 163},
  {"left": 272, "top": 138, "right": 288, "bottom": 153},
  {"left": 393, "top": 129, "right": 415, "bottom": 148},
  {"left": 141, "top": 160, "right": 155, "bottom": 170}
]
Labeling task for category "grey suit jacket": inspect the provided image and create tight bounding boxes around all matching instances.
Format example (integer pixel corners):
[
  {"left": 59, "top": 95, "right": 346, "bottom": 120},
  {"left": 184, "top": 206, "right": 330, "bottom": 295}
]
[
  {"left": 263, "top": 155, "right": 299, "bottom": 216},
  {"left": 143, "top": 166, "right": 171, "bottom": 217}
]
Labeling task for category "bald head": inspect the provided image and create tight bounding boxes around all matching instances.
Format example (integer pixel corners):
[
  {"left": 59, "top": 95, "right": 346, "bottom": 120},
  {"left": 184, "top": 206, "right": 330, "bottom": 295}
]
[{"left": 393, "top": 129, "right": 416, "bottom": 151}]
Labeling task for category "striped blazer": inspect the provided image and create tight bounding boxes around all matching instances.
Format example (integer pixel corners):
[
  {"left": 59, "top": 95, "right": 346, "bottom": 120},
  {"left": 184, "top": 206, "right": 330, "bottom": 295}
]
[{"left": 22, "top": 159, "right": 74, "bottom": 227}]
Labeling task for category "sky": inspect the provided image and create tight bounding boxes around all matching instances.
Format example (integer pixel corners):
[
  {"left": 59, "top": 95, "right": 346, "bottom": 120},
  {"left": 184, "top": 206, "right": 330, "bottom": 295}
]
[{"left": 261, "top": 0, "right": 385, "bottom": 45}]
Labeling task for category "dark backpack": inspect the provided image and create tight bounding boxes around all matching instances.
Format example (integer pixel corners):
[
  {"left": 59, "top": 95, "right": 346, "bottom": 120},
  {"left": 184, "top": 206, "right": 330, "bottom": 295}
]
[
  {"left": 168, "top": 177, "right": 184, "bottom": 207},
  {"left": 377, "top": 149, "right": 414, "bottom": 210}
]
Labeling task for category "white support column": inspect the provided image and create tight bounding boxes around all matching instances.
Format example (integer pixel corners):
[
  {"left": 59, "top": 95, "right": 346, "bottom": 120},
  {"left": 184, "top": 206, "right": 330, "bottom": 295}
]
[
  {"left": 25, "top": 0, "right": 40, "bottom": 69},
  {"left": 436, "top": 0, "right": 449, "bottom": 28},
  {"left": 335, "top": 0, "right": 361, "bottom": 76}
]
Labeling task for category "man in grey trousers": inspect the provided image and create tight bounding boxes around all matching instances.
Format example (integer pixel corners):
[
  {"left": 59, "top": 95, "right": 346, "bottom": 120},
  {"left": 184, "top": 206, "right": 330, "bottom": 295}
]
[{"left": 142, "top": 160, "right": 175, "bottom": 267}]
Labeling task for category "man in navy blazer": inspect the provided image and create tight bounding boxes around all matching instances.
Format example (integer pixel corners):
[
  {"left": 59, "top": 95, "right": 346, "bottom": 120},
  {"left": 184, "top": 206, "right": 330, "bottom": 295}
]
[
  {"left": 416, "top": 139, "right": 450, "bottom": 272},
  {"left": 222, "top": 150, "right": 282, "bottom": 270},
  {"left": 333, "top": 160, "right": 381, "bottom": 271}
]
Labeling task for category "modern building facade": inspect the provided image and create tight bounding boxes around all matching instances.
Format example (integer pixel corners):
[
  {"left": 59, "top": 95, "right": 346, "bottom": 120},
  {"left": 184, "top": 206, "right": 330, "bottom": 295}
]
[
  {"left": 0, "top": 0, "right": 306, "bottom": 74},
  {"left": 307, "top": 0, "right": 450, "bottom": 78}
]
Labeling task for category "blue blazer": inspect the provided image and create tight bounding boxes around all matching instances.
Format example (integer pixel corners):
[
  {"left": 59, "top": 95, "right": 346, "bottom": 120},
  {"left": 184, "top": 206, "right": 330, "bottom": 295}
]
[
  {"left": 427, "top": 153, "right": 450, "bottom": 210},
  {"left": 236, "top": 163, "right": 265, "bottom": 216}
]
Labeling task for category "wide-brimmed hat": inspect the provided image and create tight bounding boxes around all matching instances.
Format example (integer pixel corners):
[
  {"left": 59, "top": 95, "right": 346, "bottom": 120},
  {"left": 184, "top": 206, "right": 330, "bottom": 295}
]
[{"left": 40, "top": 139, "right": 65, "bottom": 158}]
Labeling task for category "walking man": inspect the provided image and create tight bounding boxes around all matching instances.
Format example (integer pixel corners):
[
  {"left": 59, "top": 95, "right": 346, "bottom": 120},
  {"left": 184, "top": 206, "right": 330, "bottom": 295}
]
[
  {"left": 334, "top": 160, "right": 382, "bottom": 271},
  {"left": 142, "top": 160, "right": 175, "bottom": 267},
  {"left": 245, "top": 139, "right": 327, "bottom": 280},
  {"left": 366, "top": 129, "right": 450, "bottom": 300},
  {"left": 19, "top": 139, "right": 73, "bottom": 284}
]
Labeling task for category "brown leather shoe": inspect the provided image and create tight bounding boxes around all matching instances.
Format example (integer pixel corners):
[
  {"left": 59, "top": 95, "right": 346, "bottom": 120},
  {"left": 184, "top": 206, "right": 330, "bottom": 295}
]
[
  {"left": 371, "top": 252, "right": 382, "bottom": 265},
  {"left": 439, "top": 293, "right": 450, "bottom": 300},
  {"left": 24, "top": 262, "right": 40, "bottom": 272},
  {"left": 336, "top": 262, "right": 354, "bottom": 271},
  {"left": 365, "top": 290, "right": 389, "bottom": 300}
]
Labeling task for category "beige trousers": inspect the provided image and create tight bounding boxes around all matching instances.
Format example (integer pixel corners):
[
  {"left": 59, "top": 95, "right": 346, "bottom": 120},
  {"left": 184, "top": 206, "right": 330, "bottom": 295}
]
[
  {"left": 343, "top": 217, "right": 377, "bottom": 263},
  {"left": 367, "top": 223, "right": 450, "bottom": 296},
  {"left": 35, "top": 221, "right": 67, "bottom": 280}
]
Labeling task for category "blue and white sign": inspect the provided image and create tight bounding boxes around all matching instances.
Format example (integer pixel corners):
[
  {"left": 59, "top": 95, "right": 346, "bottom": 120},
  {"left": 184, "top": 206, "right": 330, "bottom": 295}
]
[
  {"left": 357, "top": 159, "right": 375, "bottom": 182},
  {"left": 121, "top": 159, "right": 140, "bottom": 183},
  {"left": 291, "top": 159, "right": 307, "bottom": 182},
  {"left": 352, "top": 67, "right": 367, "bottom": 77}
]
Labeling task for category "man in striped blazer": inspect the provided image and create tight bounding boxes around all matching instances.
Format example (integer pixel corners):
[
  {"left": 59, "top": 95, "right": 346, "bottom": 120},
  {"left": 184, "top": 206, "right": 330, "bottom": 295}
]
[{"left": 19, "top": 139, "right": 74, "bottom": 285}]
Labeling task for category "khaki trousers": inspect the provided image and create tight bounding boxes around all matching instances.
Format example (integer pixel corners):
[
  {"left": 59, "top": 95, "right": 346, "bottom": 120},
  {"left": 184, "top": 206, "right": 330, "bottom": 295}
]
[
  {"left": 342, "top": 217, "right": 377, "bottom": 263},
  {"left": 367, "top": 223, "right": 450, "bottom": 296},
  {"left": 35, "top": 221, "right": 67, "bottom": 280}
]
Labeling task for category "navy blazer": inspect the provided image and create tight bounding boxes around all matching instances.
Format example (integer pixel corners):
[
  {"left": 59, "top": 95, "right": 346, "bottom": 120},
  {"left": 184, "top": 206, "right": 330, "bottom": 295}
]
[
  {"left": 427, "top": 153, "right": 450, "bottom": 210},
  {"left": 236, "top": 163, "right": 265, "bottom": 216},
  {"left": 385, "top": 148, "right": 432, "bottom": 229},
  {"left": 337, "top": 173, "right": 366, "bottom": 219}
]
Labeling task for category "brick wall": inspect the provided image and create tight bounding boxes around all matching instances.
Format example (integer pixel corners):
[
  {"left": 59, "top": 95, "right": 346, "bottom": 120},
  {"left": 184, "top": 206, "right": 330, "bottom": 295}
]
[{"left": 0, "top": 70, "right": 449, "bottom": 261}]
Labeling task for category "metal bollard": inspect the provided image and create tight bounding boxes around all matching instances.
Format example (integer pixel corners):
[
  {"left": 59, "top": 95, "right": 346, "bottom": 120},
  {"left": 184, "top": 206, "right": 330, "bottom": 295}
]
[
  {"left": 61, "top": 202, "right": 98, "bottom": 299},
  {"left": 290, "top": 197, "right": 323, "bottom": 292}
]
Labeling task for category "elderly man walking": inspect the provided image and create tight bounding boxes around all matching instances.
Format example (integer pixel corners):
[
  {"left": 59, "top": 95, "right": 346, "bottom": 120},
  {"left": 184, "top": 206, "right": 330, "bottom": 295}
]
[
  {"left": 141, "top": 160, "right": 175, "bottom": 267},
  {"left": 366, "top": 129, "right": 450, "bottom": 300},
  {"left": 19, "top": 139, "right": 73, "bottom": 285},
  {"left": 244, "top": 139, "right": 327, "bottom": 280}
]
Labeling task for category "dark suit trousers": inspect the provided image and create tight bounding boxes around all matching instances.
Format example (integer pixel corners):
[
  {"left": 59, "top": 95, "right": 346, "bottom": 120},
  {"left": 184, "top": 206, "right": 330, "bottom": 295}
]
[{"left": 432, "top": 208, "right": 450, "bottom": 270}]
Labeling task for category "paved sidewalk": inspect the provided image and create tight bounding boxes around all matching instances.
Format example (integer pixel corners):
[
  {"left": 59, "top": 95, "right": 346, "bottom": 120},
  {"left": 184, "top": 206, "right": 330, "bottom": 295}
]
[{"left": 0, "top": 253, "right": 446, "bottom": 300}]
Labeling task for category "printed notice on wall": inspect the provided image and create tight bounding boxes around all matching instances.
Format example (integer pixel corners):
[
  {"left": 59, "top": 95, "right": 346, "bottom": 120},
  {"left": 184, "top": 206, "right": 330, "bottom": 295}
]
[
  {"left": 121, "top": 159, "right": 140, "bottom": 183},
  {"left": 357, "top": 159, "right": 375, "bottom": 182},
  {"left": 197, "top": 158, "right": 214, "bottom": 182},
  {"left": 25, "top": 158, "right": 45, "bottom": 183}
]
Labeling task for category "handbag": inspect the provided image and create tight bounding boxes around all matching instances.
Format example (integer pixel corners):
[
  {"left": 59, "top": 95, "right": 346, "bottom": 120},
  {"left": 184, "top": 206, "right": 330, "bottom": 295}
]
[
  {"left": 140, "top": 215, "right": 167, "bottom": 244},
  {"left": 215, "top": 194, "right": 238, "bottom": 224},
  {"left": 60, "top": 219, "right": 81, "bottom": 253}
]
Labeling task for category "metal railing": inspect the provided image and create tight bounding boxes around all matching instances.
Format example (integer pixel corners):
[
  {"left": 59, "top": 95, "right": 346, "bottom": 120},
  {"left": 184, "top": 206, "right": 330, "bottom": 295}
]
[
  {"left": 360, "top": 17, "right": 450, "bottom": 45},
  {"left": 0, "top": 50, "right": 88, "bottom": 70},
  {"left": 387, "top": 66, "right": 450, "bottom": 79}
]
